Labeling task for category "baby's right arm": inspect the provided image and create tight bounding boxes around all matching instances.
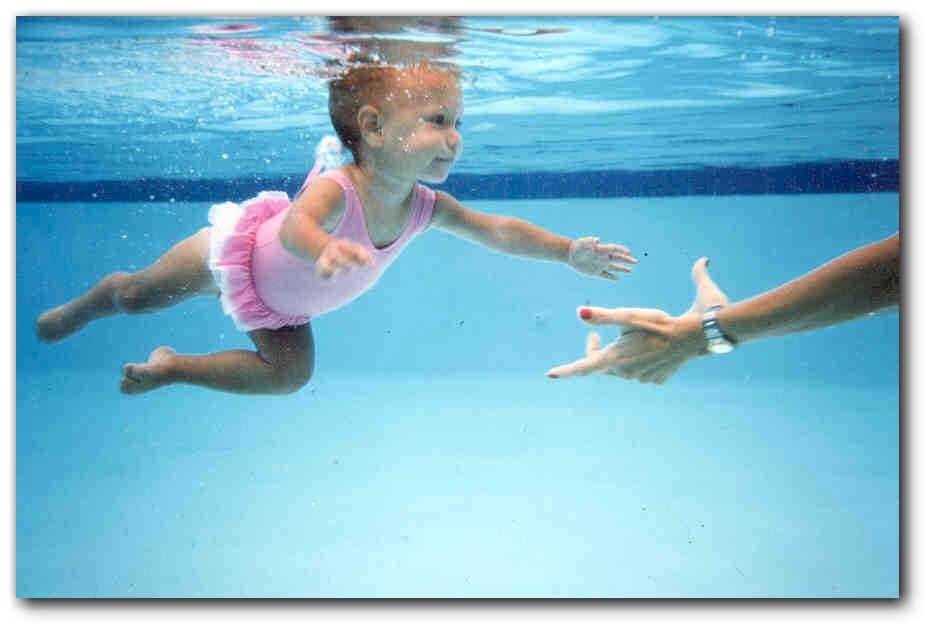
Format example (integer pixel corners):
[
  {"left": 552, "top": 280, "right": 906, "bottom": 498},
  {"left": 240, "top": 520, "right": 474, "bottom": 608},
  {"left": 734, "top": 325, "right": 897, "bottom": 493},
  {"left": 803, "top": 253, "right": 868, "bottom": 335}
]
[{"left": 279, "top": 177, "right": 374, "bottom": 279}]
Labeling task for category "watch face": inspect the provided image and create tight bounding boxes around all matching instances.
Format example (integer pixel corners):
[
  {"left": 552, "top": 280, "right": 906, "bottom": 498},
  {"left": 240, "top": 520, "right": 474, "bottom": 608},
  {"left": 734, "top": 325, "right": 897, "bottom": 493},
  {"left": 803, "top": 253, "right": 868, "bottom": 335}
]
[{"left": 709, "top": 340, "right": 734, "bottom": 354}]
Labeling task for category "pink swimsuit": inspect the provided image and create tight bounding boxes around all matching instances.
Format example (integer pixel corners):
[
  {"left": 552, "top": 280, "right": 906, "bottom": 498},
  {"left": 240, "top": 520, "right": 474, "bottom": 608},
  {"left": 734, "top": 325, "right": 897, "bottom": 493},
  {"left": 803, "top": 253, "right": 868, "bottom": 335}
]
[{"left": 207, "top": 169, "right": 436, "bottom": 331}]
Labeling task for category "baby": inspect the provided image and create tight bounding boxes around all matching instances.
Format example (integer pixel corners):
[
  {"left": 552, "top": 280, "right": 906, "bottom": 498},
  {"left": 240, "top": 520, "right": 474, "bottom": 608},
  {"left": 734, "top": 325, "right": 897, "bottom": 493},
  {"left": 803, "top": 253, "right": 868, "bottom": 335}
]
[{"left": 36, "top": 63, "right": 637, "bottom": 395}]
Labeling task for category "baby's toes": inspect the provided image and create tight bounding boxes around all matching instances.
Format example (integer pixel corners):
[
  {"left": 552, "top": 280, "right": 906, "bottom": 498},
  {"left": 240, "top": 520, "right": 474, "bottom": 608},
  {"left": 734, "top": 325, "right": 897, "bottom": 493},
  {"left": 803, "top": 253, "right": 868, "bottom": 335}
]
[
  {"left": 119, "top": 364, "right": 139, "bottom": 392},
  {"left": 119, "top": 363, "right": 144, "bottom": 394}
]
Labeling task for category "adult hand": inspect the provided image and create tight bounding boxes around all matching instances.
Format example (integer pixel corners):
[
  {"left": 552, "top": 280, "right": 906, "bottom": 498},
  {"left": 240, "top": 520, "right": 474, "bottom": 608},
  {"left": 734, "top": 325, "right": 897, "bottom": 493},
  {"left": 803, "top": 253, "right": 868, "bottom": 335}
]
[{"left": 547, "top": 257, "right": 728, "bottom": 384}]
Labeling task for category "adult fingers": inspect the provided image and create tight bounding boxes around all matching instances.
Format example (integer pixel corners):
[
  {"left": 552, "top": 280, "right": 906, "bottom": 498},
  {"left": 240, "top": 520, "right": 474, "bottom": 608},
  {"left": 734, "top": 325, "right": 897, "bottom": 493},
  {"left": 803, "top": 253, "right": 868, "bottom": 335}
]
[
  {"left": 638, "top": 361, "right": 674, "bottom": 384},
  {"left": 653, "top": 362, "right": 684, "bottom": 385},
  {"left": 604, "top": 354, "right": 668, "bottom": 381},
  {"left": 692, "top": 257, "right": 729, "bottom": 309},
  {"left": 604, "top": 367, "right": 634, "bottom": 380},
  {"left": 577, "top": 306, "right": 628, "bottom": 326},
  {"left": 578, "top": 306, "right": 670, "bottom": 335},
  {"left": 621, "top": 355, "right": 675, "bottom": 382},
  {"left": 546, "top": 349, "right": 613, "bottom": 379},
  {"left": 605, "top": 344, "right": 674, "bottom": 377}
]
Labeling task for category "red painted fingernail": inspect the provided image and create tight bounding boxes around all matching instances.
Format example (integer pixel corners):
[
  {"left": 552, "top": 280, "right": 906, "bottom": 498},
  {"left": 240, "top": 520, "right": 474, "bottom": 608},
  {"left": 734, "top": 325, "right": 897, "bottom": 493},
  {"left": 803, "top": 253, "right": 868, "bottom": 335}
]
[
  {"left": 547, "top": 374, "right": 559, "bottom": 379},
  {"left": 579, "top": 308, "right": 592, "bottom": 320}
]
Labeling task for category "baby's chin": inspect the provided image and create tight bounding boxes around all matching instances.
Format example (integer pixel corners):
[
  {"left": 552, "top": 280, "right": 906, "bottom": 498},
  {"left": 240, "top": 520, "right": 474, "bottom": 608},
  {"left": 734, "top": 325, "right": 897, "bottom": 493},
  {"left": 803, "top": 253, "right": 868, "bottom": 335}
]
[
  {"left": 420, "top": 160, "right": 455, "bottom": 184},
  {"left": 419, "top": 172, "right": 451, "bottom": 184}
]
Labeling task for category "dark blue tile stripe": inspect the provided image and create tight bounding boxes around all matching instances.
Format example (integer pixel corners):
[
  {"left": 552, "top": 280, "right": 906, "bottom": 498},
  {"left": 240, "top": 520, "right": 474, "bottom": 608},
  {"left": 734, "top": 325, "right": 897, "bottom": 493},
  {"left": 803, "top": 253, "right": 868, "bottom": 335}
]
[{"left": 16, "top": 160, "right": 898, "bottom": 203}]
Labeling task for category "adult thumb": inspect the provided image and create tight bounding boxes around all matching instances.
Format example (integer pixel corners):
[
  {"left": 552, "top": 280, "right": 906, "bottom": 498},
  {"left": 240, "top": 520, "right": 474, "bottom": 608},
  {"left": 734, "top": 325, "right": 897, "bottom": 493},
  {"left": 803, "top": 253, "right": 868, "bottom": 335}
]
[{"left": 691, "top": 256, "right": 729, "bottom": 309}]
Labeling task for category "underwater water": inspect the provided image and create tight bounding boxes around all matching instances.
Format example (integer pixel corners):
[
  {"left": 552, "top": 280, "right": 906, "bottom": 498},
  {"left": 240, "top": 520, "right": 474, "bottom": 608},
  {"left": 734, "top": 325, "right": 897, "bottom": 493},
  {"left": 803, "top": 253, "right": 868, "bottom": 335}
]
[{"left": 15, "top": 16, "right": 898, "bottom": 598}]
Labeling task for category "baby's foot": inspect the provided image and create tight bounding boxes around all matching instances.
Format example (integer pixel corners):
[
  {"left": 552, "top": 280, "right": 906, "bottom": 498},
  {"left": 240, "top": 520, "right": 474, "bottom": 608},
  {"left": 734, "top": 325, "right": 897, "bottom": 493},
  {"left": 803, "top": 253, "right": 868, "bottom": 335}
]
[
  {"left": 36, "top": 305, "right": 88, "bottom": 343},
  {"left": 120, "top": 346, "right": 178, "bottom": 395}
]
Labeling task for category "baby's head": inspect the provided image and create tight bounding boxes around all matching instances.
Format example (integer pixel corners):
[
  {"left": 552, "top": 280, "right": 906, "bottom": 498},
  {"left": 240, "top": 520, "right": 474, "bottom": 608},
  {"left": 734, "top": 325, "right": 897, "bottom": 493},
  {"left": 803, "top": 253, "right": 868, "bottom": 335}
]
[{"left": 328, "top": 63, "right": 462, "bottom": 168}]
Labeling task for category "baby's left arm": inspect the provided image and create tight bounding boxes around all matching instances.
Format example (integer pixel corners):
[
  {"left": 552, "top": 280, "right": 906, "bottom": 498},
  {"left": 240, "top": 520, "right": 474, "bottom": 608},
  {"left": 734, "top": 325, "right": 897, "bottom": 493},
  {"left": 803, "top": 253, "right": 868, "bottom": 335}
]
[{"left": 430, "top": 191, "right": 637, "bottom": 280}]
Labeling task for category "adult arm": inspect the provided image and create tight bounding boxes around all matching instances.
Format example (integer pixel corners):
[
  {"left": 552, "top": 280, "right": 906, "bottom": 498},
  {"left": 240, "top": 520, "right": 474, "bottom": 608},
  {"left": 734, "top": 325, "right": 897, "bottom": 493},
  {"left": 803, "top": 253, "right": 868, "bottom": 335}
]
[{"left": 547, "top": 233, "right": 899, "bottom": 383}]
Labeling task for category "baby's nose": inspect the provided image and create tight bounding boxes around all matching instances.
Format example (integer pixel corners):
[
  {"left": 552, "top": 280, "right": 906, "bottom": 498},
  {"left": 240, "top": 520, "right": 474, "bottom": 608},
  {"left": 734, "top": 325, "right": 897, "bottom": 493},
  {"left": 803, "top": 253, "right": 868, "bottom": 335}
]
[{"left": 447, "top": 128, "right": 462, "bottom": 153}]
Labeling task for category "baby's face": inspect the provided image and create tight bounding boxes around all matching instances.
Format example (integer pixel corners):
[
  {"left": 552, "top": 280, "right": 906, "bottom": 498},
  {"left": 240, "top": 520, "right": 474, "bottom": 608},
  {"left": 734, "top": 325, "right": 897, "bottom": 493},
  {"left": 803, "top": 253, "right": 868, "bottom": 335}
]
[{"left": 379, "top": 70, "right": 463, "bottom": 183}]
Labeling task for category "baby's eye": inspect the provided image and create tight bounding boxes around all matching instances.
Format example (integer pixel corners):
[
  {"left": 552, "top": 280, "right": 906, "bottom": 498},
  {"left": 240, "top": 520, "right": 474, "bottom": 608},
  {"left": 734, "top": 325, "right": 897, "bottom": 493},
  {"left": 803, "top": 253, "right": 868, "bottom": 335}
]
[{"left": 431, "top": 114, "right": 447, "bottom": 126}]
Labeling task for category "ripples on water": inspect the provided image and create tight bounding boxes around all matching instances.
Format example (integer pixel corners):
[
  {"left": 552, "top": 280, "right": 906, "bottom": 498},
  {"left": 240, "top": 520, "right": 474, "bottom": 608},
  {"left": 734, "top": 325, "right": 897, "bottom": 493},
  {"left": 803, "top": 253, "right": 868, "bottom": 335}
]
[{"left": 16, "top": 16, "right": 898, "bottom": 180}]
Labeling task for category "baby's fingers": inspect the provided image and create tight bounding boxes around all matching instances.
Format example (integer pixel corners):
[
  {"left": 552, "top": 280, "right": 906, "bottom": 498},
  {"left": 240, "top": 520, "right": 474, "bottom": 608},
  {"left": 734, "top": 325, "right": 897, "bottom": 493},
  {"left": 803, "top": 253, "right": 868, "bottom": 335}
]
[
  {"left": 600, "top": 244, "right": 637, "bottom": 264},
  {"left": 346, "top": 244, "right": 376, "bottom": 267},
  {"left": 316, "top": 254, "right": 356, "bottom": 279},
  {"left": 595, "top": 262, "right": 633, "bottom": 280},
  {"left": 315, "top": 257, "right": 335, "bottom": 278}
]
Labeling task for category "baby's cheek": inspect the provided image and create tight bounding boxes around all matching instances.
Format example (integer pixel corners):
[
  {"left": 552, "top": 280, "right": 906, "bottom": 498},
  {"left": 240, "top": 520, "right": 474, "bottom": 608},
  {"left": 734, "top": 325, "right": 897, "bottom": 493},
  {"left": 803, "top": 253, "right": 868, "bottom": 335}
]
[{"left": 391, "top": 133, "right": 410, "bottom": 154}]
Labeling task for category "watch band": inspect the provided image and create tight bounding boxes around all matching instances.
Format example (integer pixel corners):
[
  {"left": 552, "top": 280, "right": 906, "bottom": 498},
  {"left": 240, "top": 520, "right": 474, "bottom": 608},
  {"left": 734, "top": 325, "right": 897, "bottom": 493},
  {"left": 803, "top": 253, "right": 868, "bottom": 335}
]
[{"left": 702, "top": 305, "right": 735, "bottom": 354}]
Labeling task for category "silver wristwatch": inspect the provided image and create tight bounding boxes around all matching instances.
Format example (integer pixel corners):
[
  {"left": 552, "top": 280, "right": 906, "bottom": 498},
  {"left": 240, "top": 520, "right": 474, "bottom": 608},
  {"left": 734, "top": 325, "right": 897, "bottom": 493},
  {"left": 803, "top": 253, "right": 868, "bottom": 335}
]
[{"left": 702, "top": 305, "right": 735, "bottom": 354}]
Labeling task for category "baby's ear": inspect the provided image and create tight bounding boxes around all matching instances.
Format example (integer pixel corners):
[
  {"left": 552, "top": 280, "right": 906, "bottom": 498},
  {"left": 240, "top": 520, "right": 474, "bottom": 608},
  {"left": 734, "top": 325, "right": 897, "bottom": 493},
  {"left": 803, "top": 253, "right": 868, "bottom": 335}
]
[{"left": 358, "top": 106, "right": 385, "bottom": 148}]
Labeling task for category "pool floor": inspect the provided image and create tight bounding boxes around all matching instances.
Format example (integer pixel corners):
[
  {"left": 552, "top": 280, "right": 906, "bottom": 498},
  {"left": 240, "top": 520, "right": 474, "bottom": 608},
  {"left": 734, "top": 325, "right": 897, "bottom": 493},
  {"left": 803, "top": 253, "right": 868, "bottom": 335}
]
[{"left": 16, "top": 370, "right": 898, "bottom": 598}]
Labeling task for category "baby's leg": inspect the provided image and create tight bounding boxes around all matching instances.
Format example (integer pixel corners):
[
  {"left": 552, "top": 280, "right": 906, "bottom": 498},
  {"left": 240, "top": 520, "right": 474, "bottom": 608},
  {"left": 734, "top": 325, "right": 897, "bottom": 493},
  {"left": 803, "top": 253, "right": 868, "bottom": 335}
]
[
  {"left": 36, "top": 227, "right": 217, "bottom": 342},
  {"left": 120, "top": 324, "right": 314, "bottom": 396}
]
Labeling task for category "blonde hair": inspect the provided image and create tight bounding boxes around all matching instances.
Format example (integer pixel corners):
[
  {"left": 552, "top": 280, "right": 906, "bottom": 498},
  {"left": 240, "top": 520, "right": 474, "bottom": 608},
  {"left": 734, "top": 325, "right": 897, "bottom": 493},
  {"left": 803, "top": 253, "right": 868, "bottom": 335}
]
[{"left": 328, "top": 63, "right": 461, "bottom": 164}]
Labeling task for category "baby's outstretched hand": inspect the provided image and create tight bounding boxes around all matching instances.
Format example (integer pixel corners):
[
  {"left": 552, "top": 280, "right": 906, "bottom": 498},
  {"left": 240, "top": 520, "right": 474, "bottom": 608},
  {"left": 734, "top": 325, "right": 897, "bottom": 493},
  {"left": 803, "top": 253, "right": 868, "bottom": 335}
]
[
  {"left": 569, "top": 236, "right": 637, "bottom": 280},
  {"left": 316, "top": 238, "right": 375, "bottom": 279}
]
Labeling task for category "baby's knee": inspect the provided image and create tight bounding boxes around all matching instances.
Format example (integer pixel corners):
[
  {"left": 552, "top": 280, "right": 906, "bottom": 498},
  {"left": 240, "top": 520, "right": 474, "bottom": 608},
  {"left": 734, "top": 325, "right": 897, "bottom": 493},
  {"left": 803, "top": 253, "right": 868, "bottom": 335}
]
[
  {"left": 270, "top": 361, "right": 313, "bottom": 395},
  {"left": 112, "top": 273, "right": 156, "bottom": 314}
]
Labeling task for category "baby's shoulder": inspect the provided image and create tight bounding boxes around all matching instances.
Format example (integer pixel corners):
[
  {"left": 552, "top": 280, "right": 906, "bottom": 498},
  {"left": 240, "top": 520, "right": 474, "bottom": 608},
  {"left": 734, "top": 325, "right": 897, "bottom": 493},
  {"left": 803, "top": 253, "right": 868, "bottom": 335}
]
[
  {"left": 324, "top": 164, "right": 358, "bottom": 185},
  {"left": 292, "top": 173, "right": 346, "bottom": 221}
]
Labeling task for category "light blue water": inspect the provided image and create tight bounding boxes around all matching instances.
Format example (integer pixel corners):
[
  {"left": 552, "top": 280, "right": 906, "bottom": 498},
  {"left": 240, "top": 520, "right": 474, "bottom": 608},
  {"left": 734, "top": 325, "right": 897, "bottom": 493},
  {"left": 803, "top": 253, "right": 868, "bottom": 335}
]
[
  {"left": 16, "top": 194, "right": 899, "bottom": 598},
  {"left": 16, "top": 16, "right": 899, "bottom": 598}
]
